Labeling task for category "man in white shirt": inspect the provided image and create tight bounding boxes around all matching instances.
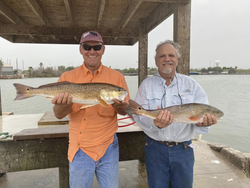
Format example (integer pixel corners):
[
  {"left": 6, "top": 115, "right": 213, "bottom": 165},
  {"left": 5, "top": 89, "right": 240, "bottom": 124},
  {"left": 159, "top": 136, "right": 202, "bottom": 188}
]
[{"left": 133, "top": 40, "right": 217, "bottom": 188}]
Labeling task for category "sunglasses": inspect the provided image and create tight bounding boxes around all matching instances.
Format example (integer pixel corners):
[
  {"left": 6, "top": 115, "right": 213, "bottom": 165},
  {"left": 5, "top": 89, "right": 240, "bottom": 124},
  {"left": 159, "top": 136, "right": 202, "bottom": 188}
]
[{"left": 81, "top": 44, "right": 103, "bottom": 51}]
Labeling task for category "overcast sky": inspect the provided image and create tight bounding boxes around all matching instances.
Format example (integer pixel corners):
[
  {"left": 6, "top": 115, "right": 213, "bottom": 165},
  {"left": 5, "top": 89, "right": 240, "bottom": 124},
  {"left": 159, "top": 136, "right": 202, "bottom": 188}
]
[{"left": 0, "top": 0, "right": 249, "bottom": 70}]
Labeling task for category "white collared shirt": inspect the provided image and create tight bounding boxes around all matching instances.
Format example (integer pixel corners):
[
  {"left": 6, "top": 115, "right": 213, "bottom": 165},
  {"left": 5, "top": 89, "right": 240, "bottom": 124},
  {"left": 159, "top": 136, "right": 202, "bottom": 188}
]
[{"left": 133, "top": 72, "right": 210, "bottom": 142}]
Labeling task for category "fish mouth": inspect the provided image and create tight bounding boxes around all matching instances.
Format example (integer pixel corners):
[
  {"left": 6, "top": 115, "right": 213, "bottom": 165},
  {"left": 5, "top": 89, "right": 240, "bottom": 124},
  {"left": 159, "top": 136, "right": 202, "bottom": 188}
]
[{"left": 117, "top": 93, "right": 127, "bottom": 101}]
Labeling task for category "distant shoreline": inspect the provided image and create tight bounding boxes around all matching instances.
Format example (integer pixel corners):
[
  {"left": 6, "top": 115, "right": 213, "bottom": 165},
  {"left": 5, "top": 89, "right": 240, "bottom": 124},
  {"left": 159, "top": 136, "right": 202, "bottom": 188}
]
[{"left": 0, "top": 73, "right": 250, "bottom": 79}]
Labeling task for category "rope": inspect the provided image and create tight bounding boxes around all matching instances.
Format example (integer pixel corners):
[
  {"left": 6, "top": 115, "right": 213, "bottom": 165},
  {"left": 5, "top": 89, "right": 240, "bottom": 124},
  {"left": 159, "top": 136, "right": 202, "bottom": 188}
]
[{"left": 117, "top": 116, "right": 136, "bottom": 127}]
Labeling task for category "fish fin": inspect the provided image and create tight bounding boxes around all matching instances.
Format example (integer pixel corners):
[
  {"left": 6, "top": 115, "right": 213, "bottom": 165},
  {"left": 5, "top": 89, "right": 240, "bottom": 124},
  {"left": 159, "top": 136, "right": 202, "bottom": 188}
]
[
  {"left": 189, "top": 116, "right": 202, "bottom": 122},
  {"left": 98, "top": 99, "right": 109, "bottom": 107},
  {"left": 13, "top": 83, "right": 34, "bottom": 100},
  {"left": 80, "top": 104, "right": 95, "bottom": 109}
]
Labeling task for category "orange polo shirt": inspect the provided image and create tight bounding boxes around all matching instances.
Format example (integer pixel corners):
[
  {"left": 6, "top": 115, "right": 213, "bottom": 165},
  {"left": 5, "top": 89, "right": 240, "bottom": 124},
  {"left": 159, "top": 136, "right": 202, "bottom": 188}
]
[{"left": 58, "top": 63, "right": 130, "bottom": 162}]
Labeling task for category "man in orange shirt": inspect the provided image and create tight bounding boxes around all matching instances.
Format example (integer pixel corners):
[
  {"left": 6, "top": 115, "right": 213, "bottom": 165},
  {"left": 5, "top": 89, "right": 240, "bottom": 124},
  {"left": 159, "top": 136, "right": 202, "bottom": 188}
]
[{"left": 51, "top": 31, "right": 130, "bottom": 188}]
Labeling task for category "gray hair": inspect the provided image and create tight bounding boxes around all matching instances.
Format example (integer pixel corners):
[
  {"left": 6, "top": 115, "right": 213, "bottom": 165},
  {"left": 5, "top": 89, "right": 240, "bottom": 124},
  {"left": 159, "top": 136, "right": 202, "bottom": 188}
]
[{"left": 155, "top": 40, "right": 181, "bottom": 59}]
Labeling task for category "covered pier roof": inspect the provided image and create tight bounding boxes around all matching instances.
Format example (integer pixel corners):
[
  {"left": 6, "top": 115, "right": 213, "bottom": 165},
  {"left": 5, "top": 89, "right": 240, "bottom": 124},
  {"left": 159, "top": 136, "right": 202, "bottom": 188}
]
[
  {"left": 0, "top": 0, "right": 192, "bottom": 82},
  {"left": 0, "top": 0, "right": 190, "bottom": 45}
]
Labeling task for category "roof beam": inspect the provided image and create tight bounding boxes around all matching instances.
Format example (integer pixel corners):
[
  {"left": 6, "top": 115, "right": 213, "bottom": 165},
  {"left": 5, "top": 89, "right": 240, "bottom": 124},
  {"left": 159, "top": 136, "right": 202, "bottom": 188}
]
[
  {"left": 0, "top": 35, "right": 15, "bottom": 43},
  {"left": 97, "top": 0, "right": 106, "bottom": 27},
  {"left": 119, "top": 0, "right": 142, "bottom": 28},
  {"left": 6, "top": 35, "right": 136, "bottom": 45},
  {"left": 0, "top": 0, "right": 36, "bottom": 40},
  {"left": 64, "top": 0, "right": 74, "bottom": 25},
  {"left": 25, "top": 0, "right": 52, "bottom": 26},
  {"left": 142, "top": 0, "right": 190, "bottom": 3},
  {"left": 146, "top": 3, "right": 175, "bottom": 33},
  {"left": 0, "top": 24, "right": 138, "bottom": 38},
  {"left": 0, "top": 0, "right": 25, "bottom": 25}
]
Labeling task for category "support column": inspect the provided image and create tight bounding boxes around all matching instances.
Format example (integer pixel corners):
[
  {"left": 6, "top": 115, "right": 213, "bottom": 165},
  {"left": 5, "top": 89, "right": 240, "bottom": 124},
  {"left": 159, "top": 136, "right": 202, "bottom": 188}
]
[
  {"left": 59, "top": 164, "right": 69, "bottom": 188},
  {"left": 138, "top": 18, "right": 148, "bottom": 86},
  {"left": 174, "top": 1, "right": 191, "bottom": 76},
  {"left": 0, "top": 87, "right": 2, "bottom": 116}
]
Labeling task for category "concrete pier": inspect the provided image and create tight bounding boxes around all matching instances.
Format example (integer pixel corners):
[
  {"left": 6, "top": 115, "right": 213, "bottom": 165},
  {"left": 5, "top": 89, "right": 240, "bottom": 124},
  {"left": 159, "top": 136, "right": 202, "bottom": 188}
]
[
  {"left": 1, "top": 114, "right": 250, "bottom": 187},
  {"left": 0, "top": 140, "right": 249, "bottom": 188}
]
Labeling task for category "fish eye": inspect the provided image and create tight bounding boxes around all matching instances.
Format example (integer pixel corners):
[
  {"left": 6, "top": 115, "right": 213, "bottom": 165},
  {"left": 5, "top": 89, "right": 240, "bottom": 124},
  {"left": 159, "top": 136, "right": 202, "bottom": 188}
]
[
  {"left": 138, "top": 107, "right": 142, "bottom": 110},
  {"left": 27, "top": 88, "right": 29, "bottom": 90}
]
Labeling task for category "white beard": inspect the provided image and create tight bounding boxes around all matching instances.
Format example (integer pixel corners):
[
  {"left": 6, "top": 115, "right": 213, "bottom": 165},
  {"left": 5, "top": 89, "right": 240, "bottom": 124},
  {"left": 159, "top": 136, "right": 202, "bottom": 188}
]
[{"left": 162, "top": 66, "right": 173, "bottom": 74}]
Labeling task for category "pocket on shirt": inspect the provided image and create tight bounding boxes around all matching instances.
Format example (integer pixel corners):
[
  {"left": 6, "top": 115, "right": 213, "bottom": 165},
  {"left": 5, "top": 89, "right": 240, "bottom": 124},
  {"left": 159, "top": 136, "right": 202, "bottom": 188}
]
[
  {"left": 146, "top": 93, "right": 162, "bottom": 109},
  {"left": 171, "top": 90, "right": 194, "bottom": 105},
  {"left": 98, "top": 105, "right": 116, "bottom": 117}
]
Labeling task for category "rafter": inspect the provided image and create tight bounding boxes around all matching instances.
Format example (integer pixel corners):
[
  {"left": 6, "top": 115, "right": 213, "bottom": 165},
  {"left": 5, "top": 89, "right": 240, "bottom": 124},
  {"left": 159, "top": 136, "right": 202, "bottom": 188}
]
[
  {"left": 0, "top": 24, "right": 138, "bottom": 38},
  {"left": 119, "top": 0, "right": 142, "bottom": 28},
  {"left": 142, "top": 0, "right": 190, "bottom": 3},
  {"left": 145, "top": 3, "right": 175, "bottom": 33},
  {"left": 25, "top": 0, "right": 52, "bottom": 26},
  {"left": 97, "top": 0, "right": 106, "bottom": 27},
  {"left": 64, "top": 0, "right": 74, "bottom": 26},
  {"left": 6, "top": 35, "right": 136, "bottom": 45},
  {"left": 0, "top": 0, "right": 25, "bottom": 25},
  {"left": 0, "top": 0, "right": 35, "bottom": 40}
]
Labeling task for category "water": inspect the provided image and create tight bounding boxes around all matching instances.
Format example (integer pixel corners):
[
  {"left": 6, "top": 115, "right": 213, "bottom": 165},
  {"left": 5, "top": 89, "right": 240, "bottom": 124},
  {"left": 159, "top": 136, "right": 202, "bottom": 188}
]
[{"left": 0, "top": 75, "right": 249, "bottom": 153}]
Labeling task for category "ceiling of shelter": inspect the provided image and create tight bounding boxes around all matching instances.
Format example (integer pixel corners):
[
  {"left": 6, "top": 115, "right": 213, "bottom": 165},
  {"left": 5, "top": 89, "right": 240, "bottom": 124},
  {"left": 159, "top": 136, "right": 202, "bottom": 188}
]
[{"left": 0, "top": 0, "right": 190, "bottom": 45}]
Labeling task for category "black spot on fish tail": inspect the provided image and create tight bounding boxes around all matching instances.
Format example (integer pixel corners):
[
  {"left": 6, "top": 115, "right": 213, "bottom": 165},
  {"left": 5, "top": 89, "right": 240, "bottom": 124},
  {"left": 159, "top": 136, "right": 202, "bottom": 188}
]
[{"left": 13, "top": 83, "right": 34, "bottom": 100}]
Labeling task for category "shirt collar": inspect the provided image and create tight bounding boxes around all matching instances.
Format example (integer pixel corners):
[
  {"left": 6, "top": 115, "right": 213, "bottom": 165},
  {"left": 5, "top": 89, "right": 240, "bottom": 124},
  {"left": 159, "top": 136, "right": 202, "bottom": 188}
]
[
  {"left": 82, "top": 62, "right": 103, "bottom": 77},
  {"left": 155, "top": 71, "right": 178, "bottom": 87}
]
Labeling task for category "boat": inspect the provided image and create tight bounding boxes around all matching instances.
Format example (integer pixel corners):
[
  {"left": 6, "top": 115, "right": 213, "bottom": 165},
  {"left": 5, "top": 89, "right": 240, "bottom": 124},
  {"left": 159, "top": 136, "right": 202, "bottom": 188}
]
[{"left": 190, "top": 72, "right": 199, "bottom": 75}]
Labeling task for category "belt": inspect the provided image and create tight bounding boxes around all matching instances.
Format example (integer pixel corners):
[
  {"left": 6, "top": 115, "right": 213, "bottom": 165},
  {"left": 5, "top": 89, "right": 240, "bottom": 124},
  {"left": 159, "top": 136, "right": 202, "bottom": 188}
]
[{"left": 148, "top": 136, "right": 188, "bottom": 149}]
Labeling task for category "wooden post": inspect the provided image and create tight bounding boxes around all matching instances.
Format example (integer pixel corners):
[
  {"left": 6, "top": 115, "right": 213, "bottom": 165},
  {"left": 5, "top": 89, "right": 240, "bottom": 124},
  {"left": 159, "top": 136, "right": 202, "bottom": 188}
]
[
  {"left": 59, "top": 164, "right": 69, "bottom": 188},
  {"left": 0, "top": 87, "right": 2, "bottom": 116},
  {"left": 138, "top": 18, "right": 148, "bottom": 86},
  {"left": 173, "top": 1, "right": 191, "bottom": 76}
]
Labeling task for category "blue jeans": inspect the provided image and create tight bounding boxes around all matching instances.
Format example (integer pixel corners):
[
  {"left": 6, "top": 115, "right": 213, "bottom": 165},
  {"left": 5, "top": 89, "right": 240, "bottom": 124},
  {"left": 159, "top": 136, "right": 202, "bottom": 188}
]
[
  {"left": 145, "top": 136, "right": 194, "bottom": 188},
  {"left": 69, "top": 134, "right": 119, "bottom": 188}
]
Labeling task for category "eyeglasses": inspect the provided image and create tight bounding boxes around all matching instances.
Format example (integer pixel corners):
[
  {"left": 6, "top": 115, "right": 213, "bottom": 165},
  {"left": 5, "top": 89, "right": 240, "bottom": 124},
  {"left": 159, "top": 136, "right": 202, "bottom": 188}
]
[{"left": 81, "top": 44, "right": 103, "bottom": 51}]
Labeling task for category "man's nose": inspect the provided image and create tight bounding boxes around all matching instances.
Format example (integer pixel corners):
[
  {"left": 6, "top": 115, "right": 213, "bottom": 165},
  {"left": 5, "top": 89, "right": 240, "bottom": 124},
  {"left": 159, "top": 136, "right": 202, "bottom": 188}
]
[
  {"left": 89, "top": 48, "right": 96, "bottom": 53},
  {"left": 164, "top": 56, "right": 171, "bottom": 61}
]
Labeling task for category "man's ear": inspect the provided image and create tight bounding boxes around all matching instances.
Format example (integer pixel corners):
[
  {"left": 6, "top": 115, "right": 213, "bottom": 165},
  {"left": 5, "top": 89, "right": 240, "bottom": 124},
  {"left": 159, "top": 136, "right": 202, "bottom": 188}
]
[
  {"left": 101, "top": 45, "right": 105, "bottom": 55},
  {"left": 79, "top": 45, "right": 83, "bottom": 55}
]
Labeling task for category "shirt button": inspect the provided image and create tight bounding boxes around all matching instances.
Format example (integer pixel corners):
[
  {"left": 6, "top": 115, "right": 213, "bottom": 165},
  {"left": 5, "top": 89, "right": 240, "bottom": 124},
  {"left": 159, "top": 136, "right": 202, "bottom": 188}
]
[
  {"left": 84, "top": 119, "right": 86, "bottom": 121},
  {"left": 78, "top": 143, "right": 80, "bottom": 146},
  {"left": 80, "top": 132, "right": 82, "bottom": 134},
  {"left": 90, "top": 80, "right": 92, "bottom": 82}
]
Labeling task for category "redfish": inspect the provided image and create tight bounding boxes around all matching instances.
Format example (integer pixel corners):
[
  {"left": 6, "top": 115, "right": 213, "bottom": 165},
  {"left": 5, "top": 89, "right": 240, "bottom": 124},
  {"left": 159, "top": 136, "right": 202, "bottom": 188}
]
[
  {"left": 13, "top": 81, "right": 127, "bottom": 109},
  {"left": 126, "top": 99, "right": 224, "bottom": 124}
]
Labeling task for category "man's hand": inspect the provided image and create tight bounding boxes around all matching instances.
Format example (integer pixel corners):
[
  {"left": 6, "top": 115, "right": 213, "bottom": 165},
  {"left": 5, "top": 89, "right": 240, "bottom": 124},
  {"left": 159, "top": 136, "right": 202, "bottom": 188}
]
[
  {"left": 52, "top": 92, "right": 73, "bottom": 119},
  {"left": 112, "top": 99, "right": 129, "bottom": 115},
  {"left": 154, "top": 106, "right": 173, "bottom": 128},
  {"left": 51, "top": 92, "right": 72, "bottom": 105},
  {"left": 196, "top": 114, "right": 217, "bottom": 127}
]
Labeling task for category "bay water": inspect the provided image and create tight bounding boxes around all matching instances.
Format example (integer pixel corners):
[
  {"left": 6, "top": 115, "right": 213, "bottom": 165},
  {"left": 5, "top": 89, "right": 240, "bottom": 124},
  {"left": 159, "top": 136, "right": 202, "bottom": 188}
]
[{"left": 0, "top": 75, "right": 249, "bottom": 153}]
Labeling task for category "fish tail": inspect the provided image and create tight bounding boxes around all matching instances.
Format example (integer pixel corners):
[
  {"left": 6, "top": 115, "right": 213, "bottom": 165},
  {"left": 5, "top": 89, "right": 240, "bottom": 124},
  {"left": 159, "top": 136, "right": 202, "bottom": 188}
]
[
  {"left": 125, "top": 99, "right": 141, "bottom": 116},
  {"left": 13, "top": 83, "right": 34, "bottom": 100}
]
